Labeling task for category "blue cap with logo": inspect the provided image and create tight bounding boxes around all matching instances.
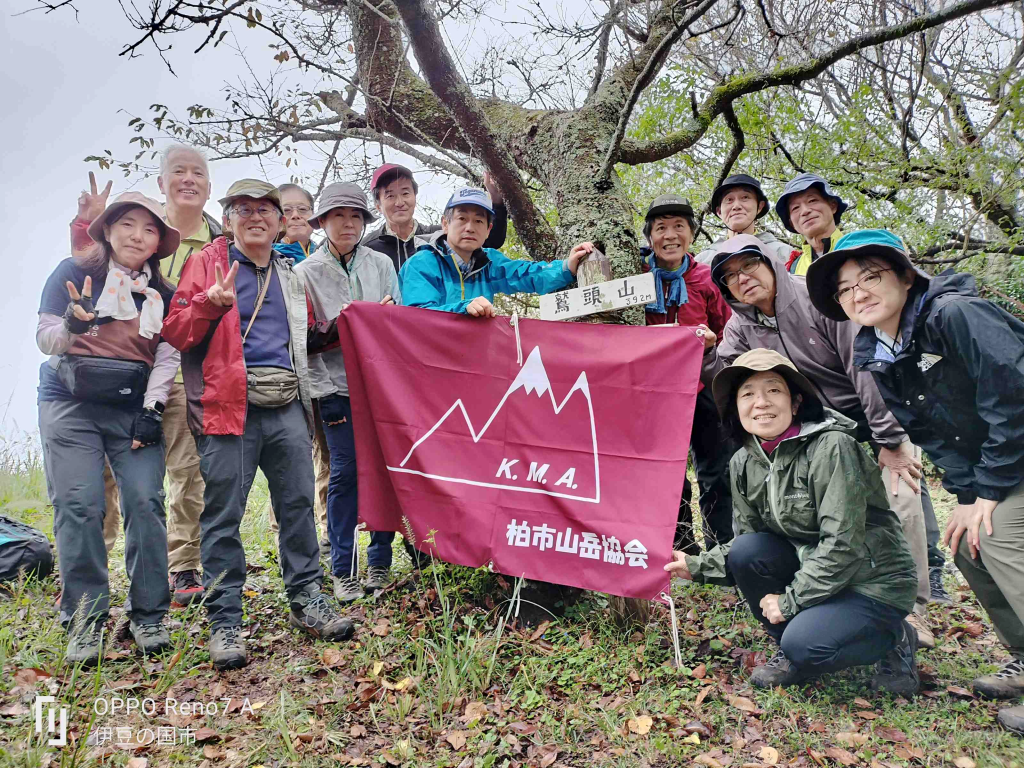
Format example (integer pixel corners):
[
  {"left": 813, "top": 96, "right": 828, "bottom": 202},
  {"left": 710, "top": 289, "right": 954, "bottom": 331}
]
[{"left": 444, "top": 187, "right": 494, "bottom": 216}]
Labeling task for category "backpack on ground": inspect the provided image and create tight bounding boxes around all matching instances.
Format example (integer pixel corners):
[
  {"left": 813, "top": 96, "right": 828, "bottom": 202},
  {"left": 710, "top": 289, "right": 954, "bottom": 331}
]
[{"left": 0, "top": 515, "right": 54, "bottom": 583}]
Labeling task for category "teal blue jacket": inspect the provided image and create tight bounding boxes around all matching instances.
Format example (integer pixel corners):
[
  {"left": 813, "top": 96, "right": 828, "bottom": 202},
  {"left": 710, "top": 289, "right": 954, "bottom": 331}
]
[{"left": 399, "top": 235, "right": 575, "bottom": 314}]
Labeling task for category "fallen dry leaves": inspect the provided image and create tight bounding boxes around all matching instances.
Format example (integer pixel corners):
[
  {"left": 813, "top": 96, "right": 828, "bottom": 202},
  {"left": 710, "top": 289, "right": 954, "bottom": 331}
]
[
  {"left": 445, "top": 730, "right": 467, "bottom": 750},
  {"left": 626, "top": 715, "right": 652, "bottom": 735},
  {"left": 727, "top": 695, "right": 759, "bottom": 713},
  {"left": 758, "top": 746, "right": 779, "bottom": 765},
  {"left": 460, "top": 701, "right": 488, "bottom": 725},
  {"left": 825, "top": 747, "right": 859, "bottom": 766}
]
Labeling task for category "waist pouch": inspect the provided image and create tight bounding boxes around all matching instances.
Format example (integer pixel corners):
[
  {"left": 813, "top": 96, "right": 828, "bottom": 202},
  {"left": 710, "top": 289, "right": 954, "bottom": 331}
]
[
  {"left": 246, "top": 366, "right": 299, "bottom": 408},
  {"left": 56, "top": 355, "right": 149, "bottom": 406}
]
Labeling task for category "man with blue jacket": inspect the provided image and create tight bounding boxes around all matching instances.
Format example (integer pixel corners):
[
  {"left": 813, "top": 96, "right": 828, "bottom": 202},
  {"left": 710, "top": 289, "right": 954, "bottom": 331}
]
[{"left": 399, "top": 188, "right": 588, "bottom": 315}]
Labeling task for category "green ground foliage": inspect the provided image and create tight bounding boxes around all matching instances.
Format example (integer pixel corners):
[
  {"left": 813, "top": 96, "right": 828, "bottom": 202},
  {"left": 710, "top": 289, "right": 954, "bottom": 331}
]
[{"left": 1, "top": 439, "right": 1023, "bottom": 767}]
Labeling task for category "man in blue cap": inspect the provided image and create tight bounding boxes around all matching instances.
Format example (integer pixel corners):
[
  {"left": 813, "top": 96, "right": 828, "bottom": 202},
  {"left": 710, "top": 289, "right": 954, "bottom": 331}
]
[
  {"left": 774, "top": 173, "right": 849, "bottom": 276},
  {"left": 399, "top": 187, "right": 589, "bottom": 315}
]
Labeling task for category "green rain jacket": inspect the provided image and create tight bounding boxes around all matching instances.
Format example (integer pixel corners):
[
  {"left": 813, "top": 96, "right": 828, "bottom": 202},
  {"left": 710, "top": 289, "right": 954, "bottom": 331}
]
[{"left": 685, "top": 410, "right": 917, "bottom": 620}]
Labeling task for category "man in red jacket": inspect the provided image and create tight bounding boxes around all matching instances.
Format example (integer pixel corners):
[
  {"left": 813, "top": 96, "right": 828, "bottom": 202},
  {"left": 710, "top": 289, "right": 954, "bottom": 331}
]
[
  {"left": 571, "top": 194, "right": 733, "bottom": 555},
  {"left": 162, "top": 178, "right": 353, "bottom": 670}
]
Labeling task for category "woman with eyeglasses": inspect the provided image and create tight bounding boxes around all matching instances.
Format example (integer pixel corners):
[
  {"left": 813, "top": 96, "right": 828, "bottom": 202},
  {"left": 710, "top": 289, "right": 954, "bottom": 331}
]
[
  {"left": 806, "top": 229, "right": 1024, "bottom": 733},
  {"left": 275, "top": 184, "right": 319, "bottom": 263},
  {"left": 706, "top": 233, "right": 944, "bottom": 647}
]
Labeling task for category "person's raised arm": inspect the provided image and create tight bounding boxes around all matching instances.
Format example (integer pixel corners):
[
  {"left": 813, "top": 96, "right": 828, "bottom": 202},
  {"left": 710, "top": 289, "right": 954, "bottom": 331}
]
[{"left": 70, "top": 172, "right": 112, "bottom": 257}]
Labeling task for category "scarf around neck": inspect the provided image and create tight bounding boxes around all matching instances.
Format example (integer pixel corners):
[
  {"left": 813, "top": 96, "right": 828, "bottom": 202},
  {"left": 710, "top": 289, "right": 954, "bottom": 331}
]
[
  {"left": 95, "top": 260, "right": 164, "bottom": 339},
  {"left": 644, "top": 252, "right": 690, "bottom": 314},
  {"left": 760, "top": 422, "right": 801, "bottom": 456}
]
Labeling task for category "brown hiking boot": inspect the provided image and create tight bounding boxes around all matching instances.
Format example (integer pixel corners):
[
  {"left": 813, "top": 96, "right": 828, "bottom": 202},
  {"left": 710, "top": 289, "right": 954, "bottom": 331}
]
[
  {"left": 170, "top": 570, "right": 204, "bottom": 606},
  {"left": 974, "top": 658, "right": 1024, "bottom": 700},
  {"left": 290, "top": 590, "right": 355, "bottom": 641},
  {"left": 209, "top": 626, "right": 247, "bottom": 670},
  {"left": 750, "top": 648, "right": 807, "bottom": 688},
  {"left": 997, "top": 704, "right": 1024, "bottom": 735},
  {"left": 870, "top": 619, "right": 919, "bottom": 696},
  {"left": 905, "top": 612, "right": 935, "bottom": 650}
]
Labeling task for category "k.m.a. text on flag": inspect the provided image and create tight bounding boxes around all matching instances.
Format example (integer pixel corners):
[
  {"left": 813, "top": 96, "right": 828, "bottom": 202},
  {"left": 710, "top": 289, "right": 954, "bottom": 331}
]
[{"left": 336, "top": 303, "right": 704, "bottom": 601}]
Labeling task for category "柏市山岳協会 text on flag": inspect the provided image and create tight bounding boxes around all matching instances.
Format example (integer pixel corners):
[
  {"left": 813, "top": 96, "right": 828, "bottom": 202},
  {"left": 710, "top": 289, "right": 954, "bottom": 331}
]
[{"left": 336, "top": 303, "right": 703, "bottom": 601}]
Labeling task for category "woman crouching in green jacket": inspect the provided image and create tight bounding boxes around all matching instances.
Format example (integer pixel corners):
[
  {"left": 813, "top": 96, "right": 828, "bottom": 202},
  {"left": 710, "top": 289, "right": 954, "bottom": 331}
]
[{"left": 665, "top": 348, "right": 920, "bottom": 694}]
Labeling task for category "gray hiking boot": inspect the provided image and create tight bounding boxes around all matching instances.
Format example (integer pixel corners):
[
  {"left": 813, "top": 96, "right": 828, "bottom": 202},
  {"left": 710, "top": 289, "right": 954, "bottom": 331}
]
[
  {"left": 333, "top": 575, "right": 365, "bottom": 603},
  {"left": 973, "top": 658, "right": 1024, "bottom": 700},
  {"left": 209, "top": 626, "right": 247, "bottom": 670},
  {"left": 750, "top": 648, "right": 805, "bottom": 688},
  {"left": 997, "top": 704, "right": 1024, "bottom": 735},
  {"left": 130, "top": 621, "right": 171, "bottom": 656},
  {"left": 290, "top": 590, "right": 355, "bottom": 641},
  {"left": 319, "top": 537, "right": 332, "bottom": 557},
  {"left": 66, "top": 622, "right": 104, "bottom": 667},
  {"left": 364, "top": 566, "right": 390, "bottom": 592},
  {"left": 929, "top": 566, "right": 952, "bottom": 605},
  {"left": 870, "top": 619, "right": 919, "bottom": 696}
]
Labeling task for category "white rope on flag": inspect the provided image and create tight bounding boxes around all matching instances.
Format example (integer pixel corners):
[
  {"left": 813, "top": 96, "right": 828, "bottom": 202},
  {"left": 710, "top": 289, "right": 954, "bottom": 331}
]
[
  {"left": 661, "top": 591, "right": 683, "bottom": 669},
  {"left": 509, "top": 311, "right": 523, "bottom": 366}
]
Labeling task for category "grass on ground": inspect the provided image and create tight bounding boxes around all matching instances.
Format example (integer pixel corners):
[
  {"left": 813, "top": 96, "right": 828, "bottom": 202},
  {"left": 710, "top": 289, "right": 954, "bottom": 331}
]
[{"left": 0, "top": 436, "right": 1022, "bottom": 768}]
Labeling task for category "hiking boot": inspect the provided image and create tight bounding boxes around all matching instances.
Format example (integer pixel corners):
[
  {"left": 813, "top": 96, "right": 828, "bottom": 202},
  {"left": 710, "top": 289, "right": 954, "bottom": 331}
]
[
  {"left": 66, "top": 622, "right": 103, "bottom": 667},
  {"left": 319, "top": 537, "right": 332, "bottom": 557},
  {"left": 905, "top": 612, "right": 935, "bottom": 649},
  {"left": 973, "top": 658, "right": 1024, "bottom": 699},
  {"left": 130, "top": 621, "right": 171, "bottom": 656},
  {"left": 870, "top": 619, "right": 919, "bottom": 696},
  {"left": 929, "top": 566, "right": 952, "bottom": 605},
  {"left": 170, "top": 570, "right": 204, "bottom": 606},
  {"left": 750, "top": 648, "right": 805, "bottom": 688},
  {"left": 209, "top": 626, "right": 247, "bottom": 670},
  {"left": 289, "top": 590, "right": 355, "bottom": 641},
  {"left": 364, "top": 566, "right": 390, "bottom": 592},
  {"left": 333, "top": 576, "right": 365, "bottom": 603},
  {"left": 997, "top": 704, "right": 1024, "bottom": 735}
]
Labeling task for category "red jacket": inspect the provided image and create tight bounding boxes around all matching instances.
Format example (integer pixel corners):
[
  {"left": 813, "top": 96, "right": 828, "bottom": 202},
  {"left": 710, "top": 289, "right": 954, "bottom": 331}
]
[
  {"left": 162, "top": 237, "right": 331, "bottom": 436},
  {"left": 641, "top": 253, "right": 731, "bottom": 393},
  {"left": 641, "top": 254, "right": 732, "bottom": 332}
]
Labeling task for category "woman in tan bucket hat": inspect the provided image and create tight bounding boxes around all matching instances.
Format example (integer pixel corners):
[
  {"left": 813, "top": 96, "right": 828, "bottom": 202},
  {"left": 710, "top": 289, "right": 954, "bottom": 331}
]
[
  {"left": 665, "top": 348, "right": 921, "bottom": 696},
  {"left": 36, "top": 192, "right": 182, "bottom": 665}
]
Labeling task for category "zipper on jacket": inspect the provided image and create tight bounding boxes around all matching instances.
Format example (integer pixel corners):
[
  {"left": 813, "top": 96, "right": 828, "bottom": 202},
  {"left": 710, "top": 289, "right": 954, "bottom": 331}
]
[{"left": 775, "top": 324, "right": 841, "bottom": 412}]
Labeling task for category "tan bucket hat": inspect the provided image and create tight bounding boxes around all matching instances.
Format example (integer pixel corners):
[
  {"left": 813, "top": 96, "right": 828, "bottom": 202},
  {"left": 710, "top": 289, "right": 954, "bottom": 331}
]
[
  {"left": 218, "top": 178, "right": 282, "bottom": 211},
  {"left": 711, "top": 348, "right": 821, "bottom": 418},
  {"left": 308, "top": 182, "right": 377, "bottom": 229},
  {"left": 87, "top": 192, "right": 181, "bottom": 259}
]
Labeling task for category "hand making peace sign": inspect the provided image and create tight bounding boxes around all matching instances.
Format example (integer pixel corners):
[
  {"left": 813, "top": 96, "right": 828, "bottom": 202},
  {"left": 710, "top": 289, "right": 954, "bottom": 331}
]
[
  {"left": 64, "top": 276, "right": 96, "bottom": 334},
  {"left": 78, "top": 172, "right": 113, "bottom": 222},
  {"left": 207, "top": 261, "right": 239, "bottom": 307}
]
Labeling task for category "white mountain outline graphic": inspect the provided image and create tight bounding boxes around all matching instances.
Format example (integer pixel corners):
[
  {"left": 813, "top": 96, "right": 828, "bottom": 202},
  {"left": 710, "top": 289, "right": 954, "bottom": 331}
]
[{"left": 386, "top": 346, "right": 601, "bottom": 503}]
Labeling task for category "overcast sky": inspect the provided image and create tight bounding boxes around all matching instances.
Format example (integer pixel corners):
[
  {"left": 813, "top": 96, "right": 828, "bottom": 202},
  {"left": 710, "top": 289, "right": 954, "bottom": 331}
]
[{"left": 1, "top": 2, "right": 460, "bottom": 440}]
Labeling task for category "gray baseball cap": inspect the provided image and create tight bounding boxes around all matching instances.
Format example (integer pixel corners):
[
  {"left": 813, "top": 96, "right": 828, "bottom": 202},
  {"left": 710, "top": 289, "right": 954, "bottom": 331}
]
[{"left": 309, "top": 182, "right": 377, "bottom": 229}]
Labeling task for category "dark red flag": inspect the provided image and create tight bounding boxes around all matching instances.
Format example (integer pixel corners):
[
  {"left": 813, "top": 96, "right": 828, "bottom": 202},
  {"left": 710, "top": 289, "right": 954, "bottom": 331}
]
[{"left": 336, "top": 303, "right": 703, "bottom": 600}]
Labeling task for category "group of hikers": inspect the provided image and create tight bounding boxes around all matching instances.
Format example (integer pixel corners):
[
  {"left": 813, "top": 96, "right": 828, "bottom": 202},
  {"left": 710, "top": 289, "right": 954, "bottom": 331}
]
[{"left": 38, "top": 143, "right": 1024, "bottom": 733}]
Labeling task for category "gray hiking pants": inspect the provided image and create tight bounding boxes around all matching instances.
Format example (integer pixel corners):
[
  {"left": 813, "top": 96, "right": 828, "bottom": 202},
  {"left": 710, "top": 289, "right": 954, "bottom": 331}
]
[
  {"left": 40, "top": 399, "right": 169, "bottom": 628},
  {"left": 194, "top": 400, "right": 322, "bottom": 629}
]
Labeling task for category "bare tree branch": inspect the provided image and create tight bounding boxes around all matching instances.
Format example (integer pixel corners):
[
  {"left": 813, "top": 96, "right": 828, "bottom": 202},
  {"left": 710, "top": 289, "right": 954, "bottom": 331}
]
[
  {"left": 619, "top": 0, "right": 1015, "bottom": 166},
  {"left": 390, "top": 0, "right": 559, "bottom": 256}
]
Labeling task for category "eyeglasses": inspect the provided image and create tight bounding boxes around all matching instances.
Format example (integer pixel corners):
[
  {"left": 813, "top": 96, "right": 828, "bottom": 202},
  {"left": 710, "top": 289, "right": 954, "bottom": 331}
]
[
  {"left": 283, "top": 205, "right": 312, "bottom": 216},
  {"left": 720, "top": 256, "right": 764, "bottom": 286},
  {"left": 232, "top": 204, "right": 280, "bottom": 219},
  {"left": 834, "top": 269, "right": 892, "bottom": 304}
]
